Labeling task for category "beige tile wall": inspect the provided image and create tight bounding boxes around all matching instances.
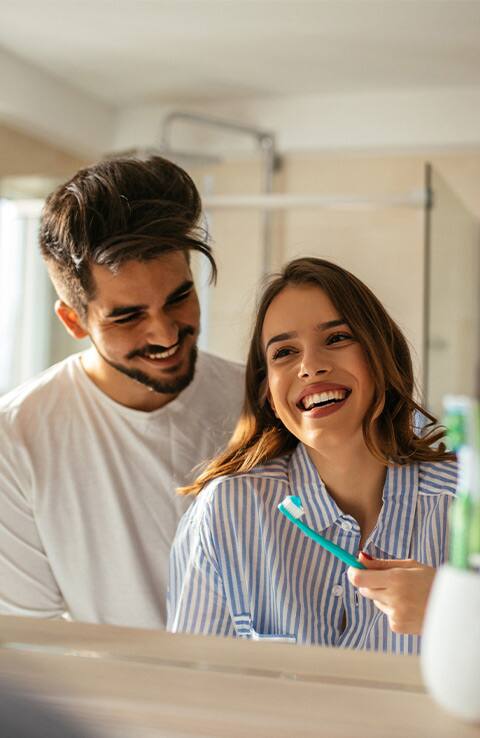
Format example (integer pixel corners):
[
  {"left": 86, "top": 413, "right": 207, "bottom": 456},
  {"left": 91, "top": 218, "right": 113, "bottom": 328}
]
[
  {"left": 190, "top": 154, "right": 426, "bottom": 373},
  {"left": 0, "top": 122, "right": 88, "bottom": 177},
  {"left": 2, "top": 132, "right": 479, "bottom": 405},
  {"left": 190, "top": 150, "right": 479, "bottom": 409}
]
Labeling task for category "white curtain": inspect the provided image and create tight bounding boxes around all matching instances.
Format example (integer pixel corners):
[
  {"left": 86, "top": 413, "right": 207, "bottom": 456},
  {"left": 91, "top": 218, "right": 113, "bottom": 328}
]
[{"left": 0, "top": 198, "right": 52, "bottom": 395}]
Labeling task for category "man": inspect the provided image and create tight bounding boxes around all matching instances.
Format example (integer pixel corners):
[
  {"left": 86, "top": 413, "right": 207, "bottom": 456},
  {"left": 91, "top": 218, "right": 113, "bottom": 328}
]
[{"left": 0, "top": 156, "right": 244, "bottom": 628}]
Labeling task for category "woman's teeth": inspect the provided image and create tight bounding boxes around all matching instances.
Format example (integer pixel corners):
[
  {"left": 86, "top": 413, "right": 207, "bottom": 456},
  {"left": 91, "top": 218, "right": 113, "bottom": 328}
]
[
  {"left": 302, "top": 389, "right": 348, "bottom": 410},
  {"left": 145, "top": 345, "right": 179, "bottom": 360}
]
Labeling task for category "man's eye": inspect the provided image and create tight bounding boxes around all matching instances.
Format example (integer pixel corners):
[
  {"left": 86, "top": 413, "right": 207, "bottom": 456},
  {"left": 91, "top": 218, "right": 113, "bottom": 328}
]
[
  {"left": 167, "top": 289, "right": 192, "bottom": 306},
  {"left": 113, "top": 313, "right": 141, "bottom": 325},
  {"left": 327, "top": 332, "right": 354, "bottom": 345}
]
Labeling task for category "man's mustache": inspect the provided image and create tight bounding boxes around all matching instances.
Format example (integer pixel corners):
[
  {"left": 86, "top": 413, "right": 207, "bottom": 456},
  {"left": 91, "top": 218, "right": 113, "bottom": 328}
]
[{"left": 126, "top": 325, "right": 195, "bottom": 360}]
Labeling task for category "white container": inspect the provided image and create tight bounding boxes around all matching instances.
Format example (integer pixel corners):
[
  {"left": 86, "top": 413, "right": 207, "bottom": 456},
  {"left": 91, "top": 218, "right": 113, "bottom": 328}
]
[{"left": 421, "top": 564, "right": 480, "bottom": 722}]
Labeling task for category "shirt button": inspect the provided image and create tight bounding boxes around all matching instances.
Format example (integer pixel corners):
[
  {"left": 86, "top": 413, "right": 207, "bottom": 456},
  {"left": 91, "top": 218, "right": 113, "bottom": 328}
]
[
  {"left": 340, "top": 520, "right": 353, "bottom": 532},
  {"left": 332, "top": 585, "right": 343, "bottom": 597}
]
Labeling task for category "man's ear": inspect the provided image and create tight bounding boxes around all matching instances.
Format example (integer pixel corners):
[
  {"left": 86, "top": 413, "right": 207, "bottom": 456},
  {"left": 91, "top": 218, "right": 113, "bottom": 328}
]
[{"left": 55, "top": 300, "right": 89, "bottom": 340}]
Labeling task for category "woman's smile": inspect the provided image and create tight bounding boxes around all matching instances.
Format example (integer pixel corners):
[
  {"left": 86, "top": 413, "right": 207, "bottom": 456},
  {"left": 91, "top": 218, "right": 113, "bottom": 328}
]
[
  {"left": 296, "top": 381, "right": 352, "bottom": 415},
  {"left": 292, "top": 381, "right": 353, "bottom": 424}
]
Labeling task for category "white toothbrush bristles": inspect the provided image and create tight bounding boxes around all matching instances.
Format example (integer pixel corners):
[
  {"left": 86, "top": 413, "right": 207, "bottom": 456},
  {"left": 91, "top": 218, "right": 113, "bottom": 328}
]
[{"left": 282, "top": 497, "right": 304, "bottom": 519}]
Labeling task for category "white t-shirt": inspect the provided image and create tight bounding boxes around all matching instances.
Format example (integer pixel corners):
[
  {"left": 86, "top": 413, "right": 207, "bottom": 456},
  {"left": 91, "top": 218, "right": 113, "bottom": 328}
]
[{"left": 0, "top": 350, "right": 244, "bottom": 628}]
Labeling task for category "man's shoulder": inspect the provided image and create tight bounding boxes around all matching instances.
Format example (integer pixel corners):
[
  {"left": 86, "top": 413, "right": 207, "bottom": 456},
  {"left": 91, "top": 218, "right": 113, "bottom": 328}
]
[
  {"left": 191, "top": 351, "right": 244, "bottom": 411},
  {"left": 0, "top": 354, "right": 81, "bottom": 423},
  {"left": 197, "top": 351, "right": 245, "bottom": 381}
]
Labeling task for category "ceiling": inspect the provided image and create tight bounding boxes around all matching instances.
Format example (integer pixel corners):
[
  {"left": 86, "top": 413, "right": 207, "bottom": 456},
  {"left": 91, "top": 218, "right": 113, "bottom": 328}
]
[{"left": 1, "top": 0, "right": 480, "bottom": 107}]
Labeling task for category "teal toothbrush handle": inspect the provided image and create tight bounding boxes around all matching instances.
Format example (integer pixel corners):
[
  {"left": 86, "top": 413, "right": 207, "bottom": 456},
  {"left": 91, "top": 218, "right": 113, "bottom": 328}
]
[{"left": 280, "top": 505, "right": 366, "bottom": 569}]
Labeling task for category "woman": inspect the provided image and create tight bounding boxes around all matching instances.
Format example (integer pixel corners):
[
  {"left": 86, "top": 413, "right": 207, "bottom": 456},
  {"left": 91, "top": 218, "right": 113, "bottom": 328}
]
[{"left": 168, "top": 257, "right": 456, "bottom": 654}]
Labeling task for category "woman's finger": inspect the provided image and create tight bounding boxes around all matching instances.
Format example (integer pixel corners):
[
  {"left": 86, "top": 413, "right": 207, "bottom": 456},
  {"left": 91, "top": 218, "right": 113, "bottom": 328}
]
[
  {"left": 348, "top": 567, "right": 392, "bottom": 589},
  {"left": 358, "top": 587, "right": 391, "bottom": 605}
]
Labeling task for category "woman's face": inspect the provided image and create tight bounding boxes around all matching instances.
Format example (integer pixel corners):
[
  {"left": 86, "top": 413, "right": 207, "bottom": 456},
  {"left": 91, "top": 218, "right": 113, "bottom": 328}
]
[{"left": 262, "top": 284, "right": 376, "bottom": 453}]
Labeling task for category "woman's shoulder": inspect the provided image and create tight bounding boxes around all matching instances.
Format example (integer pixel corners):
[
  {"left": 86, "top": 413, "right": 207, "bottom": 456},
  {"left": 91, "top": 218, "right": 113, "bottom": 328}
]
[
  {"left": 417, "top": 458, "right": 458, "bottom": 497},
  {"left": 197, "top": 455, "right": 290, "bottom": 512}
]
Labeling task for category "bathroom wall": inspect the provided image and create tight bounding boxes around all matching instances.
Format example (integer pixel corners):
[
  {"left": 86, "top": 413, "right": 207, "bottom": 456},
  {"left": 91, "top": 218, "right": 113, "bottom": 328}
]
[
  {"left": 187, "top": 148, "right": 480, "bottom": 396},
  {"left": 2, "top": 109, "right": 480, "bottom": 405},
  {"left": 0, "top": 121, "right": 88, "bottom": 178}
]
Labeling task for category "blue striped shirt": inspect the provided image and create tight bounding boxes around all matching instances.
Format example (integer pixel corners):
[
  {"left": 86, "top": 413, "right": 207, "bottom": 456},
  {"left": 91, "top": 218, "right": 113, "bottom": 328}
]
[{"left": 168, "top": 443, "right": 456, "bottom": 654}]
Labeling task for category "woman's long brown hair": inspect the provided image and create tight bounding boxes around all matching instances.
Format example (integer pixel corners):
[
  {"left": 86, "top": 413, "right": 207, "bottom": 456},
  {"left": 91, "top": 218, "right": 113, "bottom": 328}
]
[{"left": 179, "top": 257, "right": 454, "bottom": 496}]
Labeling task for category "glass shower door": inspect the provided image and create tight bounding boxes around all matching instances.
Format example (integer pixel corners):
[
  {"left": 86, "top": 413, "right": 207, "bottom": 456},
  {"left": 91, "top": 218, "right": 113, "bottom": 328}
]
[{"left": 425, "top": 165, "right": 480, "bottom": 417}]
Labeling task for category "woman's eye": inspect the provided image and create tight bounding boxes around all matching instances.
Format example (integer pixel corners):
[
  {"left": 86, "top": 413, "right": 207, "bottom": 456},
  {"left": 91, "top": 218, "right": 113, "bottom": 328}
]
[
  {"left": 271, "top": 347, "right": 295, "bottom": 361},
  {"left": 327, "top": 332, "right": 354, "bottom": 345}
]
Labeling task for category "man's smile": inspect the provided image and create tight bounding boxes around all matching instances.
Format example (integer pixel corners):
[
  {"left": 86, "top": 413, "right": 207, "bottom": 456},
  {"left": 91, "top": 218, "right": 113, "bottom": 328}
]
[
  {"left": 137, "top": 343, "right": 183, "bottom": 370},
  {"left": 126, "top": 325, "right": 196, "bottom": 371},
  {"left": 143, "top": 345, "right": 179, "bottom": 360}
]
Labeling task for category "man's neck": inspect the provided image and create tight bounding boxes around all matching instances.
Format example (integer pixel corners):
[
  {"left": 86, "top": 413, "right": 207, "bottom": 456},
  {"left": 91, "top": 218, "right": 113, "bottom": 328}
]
[
  {"left": 307, "top": 437, "right": 386, "bottom": 545},
  {"left": 80, "top": 348, "right": 179, "bottom": 412}
]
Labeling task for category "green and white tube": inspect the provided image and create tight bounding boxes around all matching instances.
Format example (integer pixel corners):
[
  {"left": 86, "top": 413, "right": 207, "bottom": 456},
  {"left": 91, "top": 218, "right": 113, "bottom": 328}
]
[{"left": 443, "top": 395, "right": 480, "bottom": 571}]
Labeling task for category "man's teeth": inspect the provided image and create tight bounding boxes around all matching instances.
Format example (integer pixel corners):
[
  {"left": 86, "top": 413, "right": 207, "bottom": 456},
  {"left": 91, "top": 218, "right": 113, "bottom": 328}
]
[
  {"left": 302, "top": 390, "right": 347, "bottom": 410},
  {"left": 144, "top": 345, "right": 179, "bottom": 360}
]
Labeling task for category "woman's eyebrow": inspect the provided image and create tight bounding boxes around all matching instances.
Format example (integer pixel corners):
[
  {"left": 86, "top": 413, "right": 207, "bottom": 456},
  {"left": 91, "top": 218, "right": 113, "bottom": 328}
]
[
  {"left": 264, "top": 318, "right": 347, "bottom": 352},
  {"left": 265, "top": 331, "right": 297, "bottom": 352},
  {"left": 316, "top": 318, "right": 347, "bottom": 331}
]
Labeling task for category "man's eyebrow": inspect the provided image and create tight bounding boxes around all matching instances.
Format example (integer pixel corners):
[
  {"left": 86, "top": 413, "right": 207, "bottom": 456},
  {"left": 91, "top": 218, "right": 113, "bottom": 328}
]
[
  {"left": 264, "top": 319, "right": 347, "bottom": 352},
  {"left": 104, "top": 280, "right": 194, "bottom": 319},
  {"left": 106, "top": 304, "right": 147, "bottom": 319}
]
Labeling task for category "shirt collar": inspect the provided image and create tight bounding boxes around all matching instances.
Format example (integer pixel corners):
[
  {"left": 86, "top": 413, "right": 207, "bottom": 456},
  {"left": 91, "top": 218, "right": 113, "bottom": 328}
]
[
  {"left": 287, "top": 443, "right": 343, "bottom": 532},
  {"left": 368, "top": 462, "right": 419, "bottom": 559},
  {"left": 288, "top": 444, "right": 419, "bottom": 558}
]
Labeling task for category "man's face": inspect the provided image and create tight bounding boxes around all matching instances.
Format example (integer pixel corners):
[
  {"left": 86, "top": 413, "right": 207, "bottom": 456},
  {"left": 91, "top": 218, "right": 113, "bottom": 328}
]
[{"left": 82, "top": 251, "right": 201, "bottom": 407}]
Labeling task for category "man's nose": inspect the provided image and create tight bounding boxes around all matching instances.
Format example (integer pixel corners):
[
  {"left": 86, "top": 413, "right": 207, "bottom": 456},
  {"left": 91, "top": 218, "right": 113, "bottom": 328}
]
[
  {"left": 145, "top": 312, "right": 179, "bottom": 347},
  {"left": 297, "top": 347, "right": 331, "bottom": 379}
]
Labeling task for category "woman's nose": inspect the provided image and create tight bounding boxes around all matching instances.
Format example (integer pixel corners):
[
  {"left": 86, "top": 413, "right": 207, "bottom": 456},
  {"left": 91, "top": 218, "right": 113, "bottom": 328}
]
[{"left": 298, "top": 348, "right": 331, "bottom": 379}]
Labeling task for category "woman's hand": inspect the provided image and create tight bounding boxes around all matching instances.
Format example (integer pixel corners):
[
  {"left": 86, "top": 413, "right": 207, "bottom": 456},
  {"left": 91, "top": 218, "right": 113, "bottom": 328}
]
[{"left": 347, "top": 552, "right": 436, "bottom": 635}]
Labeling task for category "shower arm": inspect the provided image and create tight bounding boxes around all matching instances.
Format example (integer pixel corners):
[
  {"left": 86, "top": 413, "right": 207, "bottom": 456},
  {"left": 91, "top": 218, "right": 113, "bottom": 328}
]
[
  {"left": 161, "top": 111, "right": 276, "bottom": 155},
  {"left": 160, "top": 111, "right": 278, "bottom": 275}
]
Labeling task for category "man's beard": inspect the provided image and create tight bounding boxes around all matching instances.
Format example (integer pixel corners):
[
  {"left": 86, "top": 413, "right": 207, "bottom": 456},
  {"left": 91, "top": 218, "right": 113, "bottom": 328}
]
[
  {"left": 95, "top": 330, "right": 198, "bottom": 395},
  {"left": 109, "top": 345, "right": 198, "bottom": 395}
]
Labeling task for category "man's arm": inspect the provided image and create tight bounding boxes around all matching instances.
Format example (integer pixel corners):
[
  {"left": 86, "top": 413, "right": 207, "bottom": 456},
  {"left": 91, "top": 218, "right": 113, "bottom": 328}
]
[{"left": 0, "top": 424, "right": 66, "bottom": 618}]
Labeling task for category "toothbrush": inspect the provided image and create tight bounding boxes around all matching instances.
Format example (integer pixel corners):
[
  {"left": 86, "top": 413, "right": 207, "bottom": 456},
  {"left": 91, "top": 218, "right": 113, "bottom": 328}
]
[{"left": 278, "top": 496, "right": 366, "bottom": 569}]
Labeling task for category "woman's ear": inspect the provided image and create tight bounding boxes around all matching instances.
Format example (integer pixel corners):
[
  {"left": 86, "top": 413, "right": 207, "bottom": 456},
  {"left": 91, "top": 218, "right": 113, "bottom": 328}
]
[{"left": 55, "top": 300, "right": 89, "bottom": 340}]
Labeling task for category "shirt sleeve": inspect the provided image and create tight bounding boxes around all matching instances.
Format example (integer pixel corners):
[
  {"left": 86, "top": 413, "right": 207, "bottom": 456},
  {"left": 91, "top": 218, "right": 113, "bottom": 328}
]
[
  {"left": 0, "top": 420, "right": 66, "bottom": 618},
  {"left": 167, "top": 491, "right": 235, "bottom": 636}
]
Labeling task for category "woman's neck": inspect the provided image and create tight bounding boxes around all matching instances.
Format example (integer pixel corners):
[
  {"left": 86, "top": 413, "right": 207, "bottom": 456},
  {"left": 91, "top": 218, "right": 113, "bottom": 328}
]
[{"left": 307, "top": 439, "right": 387, "bottom": 544}]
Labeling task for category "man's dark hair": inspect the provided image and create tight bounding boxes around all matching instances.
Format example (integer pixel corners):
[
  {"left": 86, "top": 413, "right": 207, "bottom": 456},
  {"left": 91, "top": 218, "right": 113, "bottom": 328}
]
[{"left": 39, "top": 155, "right": 216, "bottom": 317}]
